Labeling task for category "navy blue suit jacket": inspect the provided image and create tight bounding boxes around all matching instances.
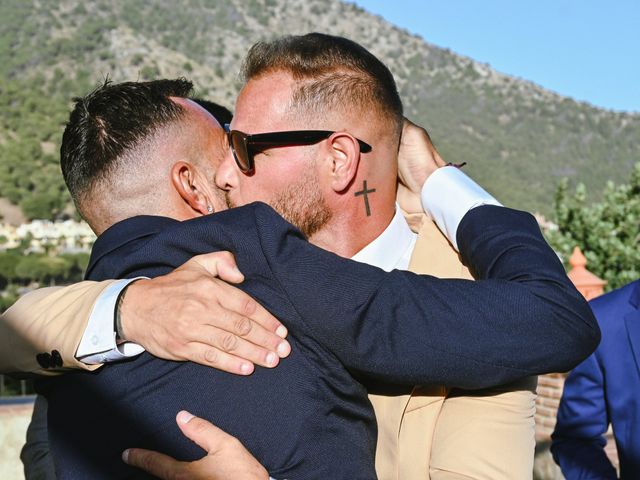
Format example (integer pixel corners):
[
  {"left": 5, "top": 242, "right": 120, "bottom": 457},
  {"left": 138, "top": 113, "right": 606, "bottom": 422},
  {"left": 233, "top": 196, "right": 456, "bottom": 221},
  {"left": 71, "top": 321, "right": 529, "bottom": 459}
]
[
  {"left": 38, "top": 203, "right": 598, "bottom": 479},
  {"left": 552, "top": 280, "right": 640, "bottom": 479}
]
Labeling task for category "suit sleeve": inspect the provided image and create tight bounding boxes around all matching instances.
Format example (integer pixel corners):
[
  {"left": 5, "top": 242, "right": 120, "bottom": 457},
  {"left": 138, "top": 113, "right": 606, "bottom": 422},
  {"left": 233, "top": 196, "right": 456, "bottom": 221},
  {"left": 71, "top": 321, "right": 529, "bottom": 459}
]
[
  {"left": 254, "top": 204, "right": 599, "bottom": 389},
  {"left": 0, "top": 281, "right": 114, "bottom": 375},
  {"left": 551, "top": 352, "right": 617, "bottom": 479}
]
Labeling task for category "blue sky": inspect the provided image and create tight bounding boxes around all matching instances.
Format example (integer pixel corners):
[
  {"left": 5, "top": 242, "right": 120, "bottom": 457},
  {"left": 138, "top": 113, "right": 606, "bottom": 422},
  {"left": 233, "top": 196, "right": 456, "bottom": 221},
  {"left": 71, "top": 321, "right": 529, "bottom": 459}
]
[{"left": 353, "top": 0, "right": 640, "bottom": 113}]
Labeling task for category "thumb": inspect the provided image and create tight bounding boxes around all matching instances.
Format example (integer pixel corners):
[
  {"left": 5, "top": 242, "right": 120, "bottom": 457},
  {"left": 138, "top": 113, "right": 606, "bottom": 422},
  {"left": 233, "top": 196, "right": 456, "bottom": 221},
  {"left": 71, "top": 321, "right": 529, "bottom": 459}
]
[
  {"left": 176, "top": 410, "right": 231, "bottom": 454},
  {"left": 214, "top": 253, "right": 245, "bottom": 284},
  {"left": 190, "top": 252, "right": 244, "bottom": 283}
]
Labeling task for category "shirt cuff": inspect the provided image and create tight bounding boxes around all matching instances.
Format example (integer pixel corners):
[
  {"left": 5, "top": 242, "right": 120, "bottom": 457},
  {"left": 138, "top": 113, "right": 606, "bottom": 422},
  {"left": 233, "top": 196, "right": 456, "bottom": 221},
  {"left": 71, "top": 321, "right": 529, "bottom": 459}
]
[
  {"left": 76, "top": 278, "right": 147, "bottom": 364},
  {"left": 421, "top": 166, "right": 502, "bottom": 251}
]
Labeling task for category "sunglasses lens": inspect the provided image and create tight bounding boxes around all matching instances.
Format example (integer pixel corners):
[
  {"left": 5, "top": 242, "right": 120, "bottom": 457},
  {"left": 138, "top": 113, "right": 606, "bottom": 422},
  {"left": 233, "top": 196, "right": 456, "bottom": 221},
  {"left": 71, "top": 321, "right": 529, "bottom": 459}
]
[{"left": 230, "top": 132, "right": 250, "bottom": 172}]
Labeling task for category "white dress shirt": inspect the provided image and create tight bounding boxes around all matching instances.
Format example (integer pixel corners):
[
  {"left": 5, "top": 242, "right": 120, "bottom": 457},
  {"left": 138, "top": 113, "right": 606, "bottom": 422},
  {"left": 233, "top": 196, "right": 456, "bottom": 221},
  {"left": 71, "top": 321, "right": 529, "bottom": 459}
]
[
  {"left": 76, "top": 279, "right": 146, "bottom": 362},
  {"left": 77, "top": 167, "right": 500, "bottom": 364},
  {"left": 351, "top": 206, "right": 417, "bottom": 272}
]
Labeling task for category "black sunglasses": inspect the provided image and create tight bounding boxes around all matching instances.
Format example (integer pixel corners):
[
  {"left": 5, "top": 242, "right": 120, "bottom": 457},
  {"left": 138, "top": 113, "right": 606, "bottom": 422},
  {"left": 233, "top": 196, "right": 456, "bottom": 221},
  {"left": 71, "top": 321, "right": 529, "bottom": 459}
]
[{"left": 224, "top": 124, "right": 372, "bottom": 173}]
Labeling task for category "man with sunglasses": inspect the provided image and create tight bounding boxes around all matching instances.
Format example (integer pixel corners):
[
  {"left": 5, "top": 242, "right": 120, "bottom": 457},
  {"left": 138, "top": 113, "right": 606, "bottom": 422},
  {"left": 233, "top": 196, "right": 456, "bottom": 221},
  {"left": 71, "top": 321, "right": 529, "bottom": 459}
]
[
  {"left": 210, "top": 32, "right": 543, "bottom": 480},
  {"left": 2, "top": 36, "right": 598, "bottom": 478},
  {"left": 127, "top": 33, "right": 555, "bottom": 479}
]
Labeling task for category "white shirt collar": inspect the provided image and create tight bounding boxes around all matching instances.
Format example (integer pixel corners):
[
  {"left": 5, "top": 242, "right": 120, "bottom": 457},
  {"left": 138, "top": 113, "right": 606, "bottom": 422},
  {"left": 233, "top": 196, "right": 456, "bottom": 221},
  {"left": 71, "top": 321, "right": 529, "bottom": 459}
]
[{"left": 351, "top": 205, "right": 417, "bottom": 272}]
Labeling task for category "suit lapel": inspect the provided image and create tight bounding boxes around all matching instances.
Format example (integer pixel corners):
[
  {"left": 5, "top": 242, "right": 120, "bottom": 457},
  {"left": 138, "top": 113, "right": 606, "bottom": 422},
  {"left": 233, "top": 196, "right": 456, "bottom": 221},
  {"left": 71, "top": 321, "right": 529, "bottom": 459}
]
[
  {"left": 624, "top": 283, "right": 640, "bottom": 375},
  {"left": 371, "top": 212, "right": 469, "bottom": 479},
  {"left": 400, "top": 213, "right": 472, "bottom": 479}
]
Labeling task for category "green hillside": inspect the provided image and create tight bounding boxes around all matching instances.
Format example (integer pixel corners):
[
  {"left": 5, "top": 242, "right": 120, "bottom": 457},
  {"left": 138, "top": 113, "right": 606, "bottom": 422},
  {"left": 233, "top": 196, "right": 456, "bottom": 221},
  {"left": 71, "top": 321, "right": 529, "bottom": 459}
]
[{"left": 1, "top": 0, "right": 638, "bottom": 219}]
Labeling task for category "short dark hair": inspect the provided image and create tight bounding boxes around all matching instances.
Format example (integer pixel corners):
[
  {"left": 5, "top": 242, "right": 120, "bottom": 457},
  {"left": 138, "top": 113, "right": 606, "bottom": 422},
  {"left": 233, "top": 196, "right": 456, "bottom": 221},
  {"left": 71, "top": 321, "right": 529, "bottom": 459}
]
[
  {"left": 241, "top": 33, "right": 403, "bottom": 135},
  {"left": 60, "top": 78, "right": 193, "bottom": 207}
]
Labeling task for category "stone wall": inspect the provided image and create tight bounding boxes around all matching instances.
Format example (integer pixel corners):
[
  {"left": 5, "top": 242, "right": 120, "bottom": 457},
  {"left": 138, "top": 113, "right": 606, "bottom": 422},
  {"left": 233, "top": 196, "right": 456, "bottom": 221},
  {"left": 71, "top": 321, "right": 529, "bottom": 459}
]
[{"left": 536, "top": 373, "right": 566, "bottom": 439}]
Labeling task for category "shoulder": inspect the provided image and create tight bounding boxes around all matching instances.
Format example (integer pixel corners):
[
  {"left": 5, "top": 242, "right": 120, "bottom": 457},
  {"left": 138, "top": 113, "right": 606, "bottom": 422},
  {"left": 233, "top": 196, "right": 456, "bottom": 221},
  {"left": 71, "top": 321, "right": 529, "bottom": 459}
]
[
  {"left": 589, "top": 280, "right": 640, "bottom": 324},
  {"left": 587, "top": 281, "right": 640, "bottom": 355}
]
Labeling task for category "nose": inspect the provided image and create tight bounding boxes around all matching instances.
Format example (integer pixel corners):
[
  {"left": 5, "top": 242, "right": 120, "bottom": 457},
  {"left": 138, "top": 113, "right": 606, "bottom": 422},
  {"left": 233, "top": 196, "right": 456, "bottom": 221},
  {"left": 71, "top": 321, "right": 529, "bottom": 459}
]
[{"left": 215, "top": 147, "right": 240, "bottom": 191}]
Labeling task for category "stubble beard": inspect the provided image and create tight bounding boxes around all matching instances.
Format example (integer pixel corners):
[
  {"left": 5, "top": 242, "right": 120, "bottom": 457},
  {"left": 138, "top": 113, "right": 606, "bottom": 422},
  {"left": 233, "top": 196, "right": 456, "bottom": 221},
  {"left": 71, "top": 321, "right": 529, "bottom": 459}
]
[{"left": 224, "top": 168, "right": 332, "bottom": 238}]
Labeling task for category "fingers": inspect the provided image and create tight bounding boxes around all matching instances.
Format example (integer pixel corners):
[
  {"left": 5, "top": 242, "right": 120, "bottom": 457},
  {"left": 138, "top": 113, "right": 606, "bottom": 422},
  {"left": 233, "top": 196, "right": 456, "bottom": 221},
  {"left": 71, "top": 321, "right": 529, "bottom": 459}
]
[
  {"left": 396, "top": 184, "right": 424, "bottom": 215},
  {"left": 215, "top": 283, "right": 289, "bottom": 342},
  {"left": 188, "top": 322, "right": 290, "bottom": 368},
  {"left": 175, "top": 411, "right": 236, "bottom": 455},
  {"left": 123, "top": 448, "right": 187, "bottom": 479},
  {"left": 125, "top": 412, "right": 269, "bottom": 480},
  {"left": 398, "top": 117, "right": 444, "bottom": 193},
  {"left": 182, "top": 252, "right": 289, "bottom": 339},
  {"left": 432, "top": 147, "right": 446, "bottom": 167},
  {"left": 170, "top": 281, "right": 291, "bottom": 373},
  {"left": 121, "top": 251, "right": 291, "bottom": 375},
  {"left": 184, "top": 342, "right": 255, "bottom": 375},
  {"left": 402, "top": 117, "right": 433, "bottom": 144}
]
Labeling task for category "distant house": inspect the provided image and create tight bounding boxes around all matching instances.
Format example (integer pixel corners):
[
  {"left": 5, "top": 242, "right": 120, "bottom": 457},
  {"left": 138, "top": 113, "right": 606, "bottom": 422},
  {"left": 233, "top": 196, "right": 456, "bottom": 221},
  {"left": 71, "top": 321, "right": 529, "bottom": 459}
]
[{"left": 0, "top": 220, "right": 95, "bottom": 254}]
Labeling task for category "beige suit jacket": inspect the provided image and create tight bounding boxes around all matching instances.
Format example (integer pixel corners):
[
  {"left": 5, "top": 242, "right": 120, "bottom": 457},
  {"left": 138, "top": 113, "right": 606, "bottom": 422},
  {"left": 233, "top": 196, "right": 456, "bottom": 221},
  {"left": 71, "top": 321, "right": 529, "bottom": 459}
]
[
  {"left": 0, "top": 281, "right": 113, "bottom": 375},
  {"left": 370, "top": 213, "right": 537, "bottom": 480}
]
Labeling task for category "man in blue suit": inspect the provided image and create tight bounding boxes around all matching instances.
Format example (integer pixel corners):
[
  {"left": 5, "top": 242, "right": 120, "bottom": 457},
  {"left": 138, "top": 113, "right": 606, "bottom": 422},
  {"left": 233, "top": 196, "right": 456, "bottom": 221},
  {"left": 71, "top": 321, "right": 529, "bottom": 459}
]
[
  {"left": 552, "top": 279, "right": 640, "bottom": 479},
  {"left": 32, "top": 68, "right": 600, "bottom": 478}
]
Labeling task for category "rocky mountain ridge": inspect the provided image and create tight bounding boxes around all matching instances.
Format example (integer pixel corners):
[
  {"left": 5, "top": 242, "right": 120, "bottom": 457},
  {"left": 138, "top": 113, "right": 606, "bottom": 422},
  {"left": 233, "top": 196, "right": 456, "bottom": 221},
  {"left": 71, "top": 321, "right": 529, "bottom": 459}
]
[{"left": 0, "top": 0, "right": 638, "bottom": 219}]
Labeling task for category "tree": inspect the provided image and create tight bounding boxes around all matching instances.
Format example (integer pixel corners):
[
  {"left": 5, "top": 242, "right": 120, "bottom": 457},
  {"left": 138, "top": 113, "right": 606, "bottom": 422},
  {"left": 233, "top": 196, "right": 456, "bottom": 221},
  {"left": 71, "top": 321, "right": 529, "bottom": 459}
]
[
  {"left": 0, "top": 291, "right": 18, "bottom": 312},
  {"left": 20, "top": 192, "right": 64, "bottom": 220},
  {"left": 0, "top": 251, "right": 20, "bottom": 289},
  {"left": 60, "top": 252, "right": 91, "bottom": 280},
  {"left": 546, "top": 162, "right": 640, "bottom": 290},
  {"left": 14, "top": 255, "right": 72, "bottom": 285},
  {"left": 14, "top": 255, "right": 49, "bottom": 283}
]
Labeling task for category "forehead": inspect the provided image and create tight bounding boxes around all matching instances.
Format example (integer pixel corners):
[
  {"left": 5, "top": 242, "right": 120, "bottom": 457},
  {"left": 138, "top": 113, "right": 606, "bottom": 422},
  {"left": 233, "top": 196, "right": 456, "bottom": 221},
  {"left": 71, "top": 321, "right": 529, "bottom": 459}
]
[{"left": 232, "top": 71, "right": 298, "bottom": 133}]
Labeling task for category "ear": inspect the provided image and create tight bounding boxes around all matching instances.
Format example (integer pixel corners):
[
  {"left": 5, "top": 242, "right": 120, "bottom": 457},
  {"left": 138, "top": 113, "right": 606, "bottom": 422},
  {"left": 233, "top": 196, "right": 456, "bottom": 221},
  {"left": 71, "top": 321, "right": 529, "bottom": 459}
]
[
  {"left": 171, "top": 161, "right": 211, "bottom": 216},
  {"left": 325, "top": 132, "right": 361, "bottom": 193}
]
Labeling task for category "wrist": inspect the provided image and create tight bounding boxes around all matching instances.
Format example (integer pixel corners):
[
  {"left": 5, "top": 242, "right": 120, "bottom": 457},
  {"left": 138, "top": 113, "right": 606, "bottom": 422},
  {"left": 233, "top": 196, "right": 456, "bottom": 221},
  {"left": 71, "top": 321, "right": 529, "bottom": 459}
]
[
  {"left": 115, "top": 279, "right": 145, "bottom": 343},
  {"left": 417, "top": 163, "right": 464, "bottom": 193},
  {"left": 415, "top": 166, "right": 436, "bottom": 193}
]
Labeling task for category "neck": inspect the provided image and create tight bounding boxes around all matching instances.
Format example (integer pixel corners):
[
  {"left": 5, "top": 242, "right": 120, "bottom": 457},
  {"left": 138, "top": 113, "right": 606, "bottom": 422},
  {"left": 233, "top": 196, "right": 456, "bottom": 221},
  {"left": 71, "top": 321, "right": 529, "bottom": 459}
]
[
  {"left": 88, "top": 193, "right": 194, "bottom": 236},
  {"left": 309, "top": 201, "right": 395, "bottom": 258}
]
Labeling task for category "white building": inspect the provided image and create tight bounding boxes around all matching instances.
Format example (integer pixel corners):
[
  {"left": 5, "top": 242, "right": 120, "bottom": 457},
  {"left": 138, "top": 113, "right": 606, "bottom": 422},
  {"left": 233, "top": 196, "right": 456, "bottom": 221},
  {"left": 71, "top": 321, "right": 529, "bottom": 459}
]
[{"left": 0, "top": 220, "right": 95, "bottom": 253}]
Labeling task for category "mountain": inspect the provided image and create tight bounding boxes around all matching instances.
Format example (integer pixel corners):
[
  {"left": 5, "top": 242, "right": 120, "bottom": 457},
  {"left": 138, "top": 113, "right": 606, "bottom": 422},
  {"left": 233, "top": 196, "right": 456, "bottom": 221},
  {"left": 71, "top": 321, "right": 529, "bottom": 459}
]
[{"left": 1, "top": 0, "right": 638, "bottom": 220}]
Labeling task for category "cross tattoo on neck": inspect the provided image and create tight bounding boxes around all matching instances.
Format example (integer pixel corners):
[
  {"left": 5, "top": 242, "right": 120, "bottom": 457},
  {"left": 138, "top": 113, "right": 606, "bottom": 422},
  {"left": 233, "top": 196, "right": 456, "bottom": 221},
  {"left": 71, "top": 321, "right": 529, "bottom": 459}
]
[{"left": 355, "top": 180, "right": 376, "bottom": 217}]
